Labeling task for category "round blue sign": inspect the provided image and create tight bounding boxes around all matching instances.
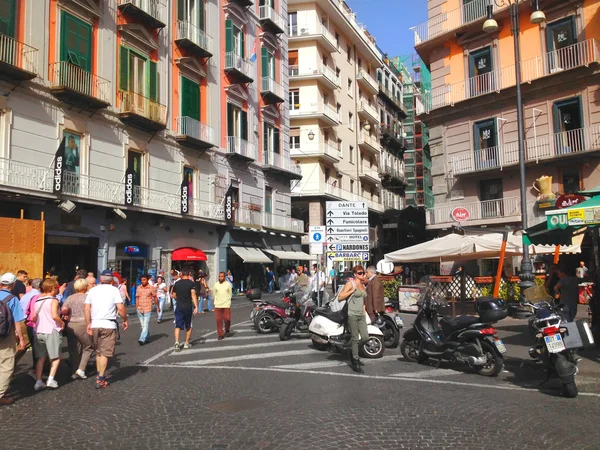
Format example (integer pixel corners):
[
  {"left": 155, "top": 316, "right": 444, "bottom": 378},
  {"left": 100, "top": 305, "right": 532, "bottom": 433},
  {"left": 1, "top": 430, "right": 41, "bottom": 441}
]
[{"left": 313, "top": 233, "right": 322, "bottom": 242}]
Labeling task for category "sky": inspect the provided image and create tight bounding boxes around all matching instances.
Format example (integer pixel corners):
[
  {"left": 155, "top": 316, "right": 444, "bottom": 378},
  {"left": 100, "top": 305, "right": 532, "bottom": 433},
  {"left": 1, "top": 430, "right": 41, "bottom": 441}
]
[{"left": 344, "top": 0, "right": 427, "bottom": 58}]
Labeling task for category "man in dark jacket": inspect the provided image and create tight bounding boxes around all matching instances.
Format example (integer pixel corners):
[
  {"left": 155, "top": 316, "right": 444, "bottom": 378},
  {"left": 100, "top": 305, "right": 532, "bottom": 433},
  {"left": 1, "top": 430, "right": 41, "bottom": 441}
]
[
  {"left": 365, "top": 266, "right": 385, "bottom": 322},
  {"left": 63, "top": 269, "right": 87, "bottom": 300}
]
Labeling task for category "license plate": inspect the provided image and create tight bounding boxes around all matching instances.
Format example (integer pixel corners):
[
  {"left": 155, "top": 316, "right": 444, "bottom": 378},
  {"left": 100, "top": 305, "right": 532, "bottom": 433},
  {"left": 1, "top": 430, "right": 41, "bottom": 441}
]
[
  {"left": 544, "top": 334, "right": 566, "bottom": 353},
  {"left": 394, "top": 316, "right": 403, "bottom": 327},
  {"left": 494, "top": 339, "right": 507, "bottom": 354}
]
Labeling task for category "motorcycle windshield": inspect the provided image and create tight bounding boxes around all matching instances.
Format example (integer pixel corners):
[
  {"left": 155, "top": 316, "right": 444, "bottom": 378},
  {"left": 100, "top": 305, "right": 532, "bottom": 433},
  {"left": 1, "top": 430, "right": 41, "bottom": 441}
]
[
  {"left": 278, "top": 274, "right": 291, "bottom": 293},
  {"left": 294, "top": 283, "right": 313, "bottom": 306}
]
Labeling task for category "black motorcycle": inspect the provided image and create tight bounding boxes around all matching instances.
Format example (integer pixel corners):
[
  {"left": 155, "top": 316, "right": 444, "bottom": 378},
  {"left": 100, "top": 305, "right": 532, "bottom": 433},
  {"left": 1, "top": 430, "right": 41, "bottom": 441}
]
[
  {"left": 279, "top": 285, "right": 314, "bottom": 341},
  {"left": 401, "top": 291, "right": 507, "bottom": 377},
  {"left": 375, "top": 312, "right": 403, "bottom": 348}
]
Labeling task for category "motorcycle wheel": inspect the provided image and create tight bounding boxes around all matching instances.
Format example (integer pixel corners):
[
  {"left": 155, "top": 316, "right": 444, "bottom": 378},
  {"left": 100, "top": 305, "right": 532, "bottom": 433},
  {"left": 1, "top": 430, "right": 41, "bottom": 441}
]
[
  {"left": 473, "top": 339, "right": 504, "bottom": 377},
  {"left": 360, "top": 335, "right": 384, "bottom": 359},
  {"left": 311, "top": 336, "right": 329, "bottom": 351},
  {"left": 382, "top": 319, "right": 400, "bottom": 348},
  {"left": 562, "top": 381, "right": 578, "bottom": 398},
  {"left": 254, "top": 311, "right": 276, "bottom": 334},
  {"left": 400, "top": 339, "right": 428, "bottom": 363},
  {"left": 279, "top": 322, "right": 294, "bottom": 341}
]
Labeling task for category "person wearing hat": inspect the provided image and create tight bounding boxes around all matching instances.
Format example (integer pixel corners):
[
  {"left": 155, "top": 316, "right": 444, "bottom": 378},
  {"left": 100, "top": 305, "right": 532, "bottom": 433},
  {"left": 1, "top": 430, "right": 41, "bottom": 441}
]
[
  {"left": 84, "top": 269, "right": 128, "bottom": 389},
  {"left": 0, "top": 273, "right": 26, "bottom": 405}
]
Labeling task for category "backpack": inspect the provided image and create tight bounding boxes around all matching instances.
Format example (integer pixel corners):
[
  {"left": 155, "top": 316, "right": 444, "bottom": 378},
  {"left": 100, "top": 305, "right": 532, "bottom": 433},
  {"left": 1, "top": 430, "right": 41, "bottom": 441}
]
[{"left": 0, "top": 294, "right": 15, "bottom": 338}]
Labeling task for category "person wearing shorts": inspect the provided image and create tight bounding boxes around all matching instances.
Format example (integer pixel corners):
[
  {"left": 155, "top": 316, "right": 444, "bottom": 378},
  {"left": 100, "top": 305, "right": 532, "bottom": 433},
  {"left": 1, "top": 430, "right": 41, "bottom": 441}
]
[
  {"left": 85, "top": 270, "right": 128, "bottom": 389},
  {"left": 171, "top": 269, "right": 198, "bottom": 352},
  {"left": 32, "top": 278, "right": 64, "bottom": 391}
]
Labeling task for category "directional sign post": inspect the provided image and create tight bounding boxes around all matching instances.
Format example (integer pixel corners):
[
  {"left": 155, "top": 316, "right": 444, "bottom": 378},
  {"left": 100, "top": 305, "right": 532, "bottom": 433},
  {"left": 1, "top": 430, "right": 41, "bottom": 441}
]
[{"left": 325, "top": 201, "right": 370, "bottom": 264}]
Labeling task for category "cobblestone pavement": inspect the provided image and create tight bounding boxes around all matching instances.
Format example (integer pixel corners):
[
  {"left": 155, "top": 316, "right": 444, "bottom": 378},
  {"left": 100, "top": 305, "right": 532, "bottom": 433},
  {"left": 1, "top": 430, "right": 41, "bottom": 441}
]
[{"left": 1, "top": 296, "right": 599, "bottom": 450}]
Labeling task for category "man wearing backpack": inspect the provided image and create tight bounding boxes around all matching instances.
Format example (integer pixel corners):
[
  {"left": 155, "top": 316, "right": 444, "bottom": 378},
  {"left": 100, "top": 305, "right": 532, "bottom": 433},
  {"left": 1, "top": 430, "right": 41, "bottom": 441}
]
[{"left": 0, "top": 273, "right": 26, "bottom": 406}]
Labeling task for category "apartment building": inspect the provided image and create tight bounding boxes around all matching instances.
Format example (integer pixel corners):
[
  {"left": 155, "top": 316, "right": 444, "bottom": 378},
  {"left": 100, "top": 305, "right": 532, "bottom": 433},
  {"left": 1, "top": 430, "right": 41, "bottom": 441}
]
[
  {"left": 0, "top": 0, "right": 302, "bottom": 284},
  {"left": 412, "top": 0, "right": 600, "bottom": 232},
  {"left": 286, "top": 0, "right": 385, "bottom": 266}
]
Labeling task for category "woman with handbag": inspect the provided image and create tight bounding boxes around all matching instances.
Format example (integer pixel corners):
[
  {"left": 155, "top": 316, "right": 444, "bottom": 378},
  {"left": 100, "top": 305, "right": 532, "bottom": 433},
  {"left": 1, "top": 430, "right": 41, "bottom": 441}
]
[{"left": 61, "top": 278, "right": 93, "bottom": 380}]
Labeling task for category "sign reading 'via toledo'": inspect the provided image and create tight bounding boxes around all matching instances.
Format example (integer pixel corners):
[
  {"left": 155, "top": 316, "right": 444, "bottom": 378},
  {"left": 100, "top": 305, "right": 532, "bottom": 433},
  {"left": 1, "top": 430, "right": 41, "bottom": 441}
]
[{"left": 325, "top": 201, "right": 370, "bottom": 262}]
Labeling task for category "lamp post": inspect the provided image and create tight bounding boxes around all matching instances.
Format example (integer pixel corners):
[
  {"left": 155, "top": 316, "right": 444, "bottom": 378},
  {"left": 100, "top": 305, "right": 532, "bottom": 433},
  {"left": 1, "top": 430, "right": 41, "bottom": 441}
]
[{"left": 483, "top": 0, "right": 545, "bottom": 297}]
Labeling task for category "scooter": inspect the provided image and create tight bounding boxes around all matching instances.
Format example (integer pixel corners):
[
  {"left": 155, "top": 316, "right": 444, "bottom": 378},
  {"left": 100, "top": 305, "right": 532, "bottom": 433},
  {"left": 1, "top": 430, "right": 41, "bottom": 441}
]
[
  {"left": 375, "top": 311, "right": 403, "bottom": 348},
  {"left": 279, "top": 286, "right": 314, "bottom": 341},
  {"left": 401, "top": 288, "right": 507, "bottom": 377},
  {"left": 309, "top": 303, "right": 385, "bottom": 358}
]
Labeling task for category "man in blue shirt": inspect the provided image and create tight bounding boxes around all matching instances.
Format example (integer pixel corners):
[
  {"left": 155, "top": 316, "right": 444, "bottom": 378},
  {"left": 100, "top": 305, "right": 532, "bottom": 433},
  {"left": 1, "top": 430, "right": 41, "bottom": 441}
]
[{"left": 0, "top": 273, "right": 26, "bottom": 406}]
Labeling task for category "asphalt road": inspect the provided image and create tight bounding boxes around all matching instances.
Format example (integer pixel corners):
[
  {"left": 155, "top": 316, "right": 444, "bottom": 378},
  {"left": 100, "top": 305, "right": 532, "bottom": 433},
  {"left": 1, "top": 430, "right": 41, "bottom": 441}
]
[{"left": 1, "top": 295, "right": 599, "bottom": 450}]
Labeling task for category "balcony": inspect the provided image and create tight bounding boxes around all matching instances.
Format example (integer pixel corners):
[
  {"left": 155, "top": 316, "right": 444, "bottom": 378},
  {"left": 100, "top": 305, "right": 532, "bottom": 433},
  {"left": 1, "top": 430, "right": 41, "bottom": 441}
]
[
  {"left": 380, "top": 123, "right": 404, "bottom": 149},
  {"left": 175, "top": 116, "right": 215, "bottom": 150},
  {"left": 290, "top": 142, "right": 341, "bottom": 163},
  {"left": 117, "top": 0, "right": 165, "bottom": 30},
  {"left": 262, "top": 212, "right": 304, "bottom": 234},
  {"left": 229, "top": 0, "right": 253, "bottom": 7},
  {"left": 380, "top": 160, "right": 405, "bottom": 185},
  {"left": 289, "top": 103, "right": 340, "bottom": 127},
  {"left": 0, "top": 33, "right": 38, "bottom": 81},
  {"left": 235, "top": 207, "right": 263, "bottom": 228},
  {"left": 411, "top": 0, "right": 500, "bottom": 46},
  {"left": 292, "top": 179, "right": 384, "bottom": 213},
  {"left": 259, "top": 5, "right": 286, "bottom": 34},
  {"left": 429, "top": 39, "right": 600, "bottom": 112},
  {"left": 451, "top": 125, "right": 600, "bottom": 176},
  {"left": 357, "top": 100, "right": 378, "bottom": 124},
  {"left": 175, "top": 21, "right": 213, "bottom": 58},
  {"left": 118, "top": 90, "right": 166, "bottom": 131},
  {"left": 289, "top": 64, "right": 340, "bottom": 90},
  {"left": 49, "top": 62, "right": 110, "bottom": 110},
  {"left": 378, "top": 83, "right": 407, "bottom": 115},
  {"left": 224, "top": 51, "right": 254, "bottom": 83},
  {"left": 0, "top": 157, "right": 224, "bottom": 221},
  {"left": 260, "top": 77, "right": 285, "bottom": 104},
  {"left": 262, "top": 151, "right": 302, "bottom": 180},
  {"left": 288, "top": 23, "right": 337, "bottom": 54},
  {"left": 227, "top": 136, "right": 257, "bottom": 162},
  {"left": 356, "top": 69, "right": 378, "bottom": 95},
  {"left": 358, "top": 132, "right": 380, "bottom": 155},
  {"left": 426, "top": 197, "right": 521, "bottom": 227},
  {"left": 382, "top": 190, "right": 405, "bottom": 211},
  {"left": 359, "top": 167, "right": 380, "bottom": 185}
]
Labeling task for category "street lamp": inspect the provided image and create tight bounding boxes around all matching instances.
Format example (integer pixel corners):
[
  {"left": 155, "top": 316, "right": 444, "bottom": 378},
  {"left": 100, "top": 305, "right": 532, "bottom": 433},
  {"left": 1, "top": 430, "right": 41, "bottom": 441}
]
[{"left": 483, "top": 0, "right": 545, "bottom": 297}]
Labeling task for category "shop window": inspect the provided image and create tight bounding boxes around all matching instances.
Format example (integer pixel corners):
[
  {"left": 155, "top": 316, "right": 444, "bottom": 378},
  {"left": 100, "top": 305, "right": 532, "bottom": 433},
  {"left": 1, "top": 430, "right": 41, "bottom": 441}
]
[{"left": 561, "top": 168, "right": 581, "bottom": 194}]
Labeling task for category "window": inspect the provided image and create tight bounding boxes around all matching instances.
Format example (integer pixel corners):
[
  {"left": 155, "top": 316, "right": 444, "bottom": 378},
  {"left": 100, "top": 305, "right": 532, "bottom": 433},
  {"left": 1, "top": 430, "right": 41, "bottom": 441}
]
[
  {"left": 561, "top": 168, "right": 581, "bottom": 194},
  {"left": 127, "top": 149, "right": 143, "bottom": 189},
  {"left": 290, "top": 131, "right": 300, "bottom": 150},
  {"left": 181, "top": 76, "right": 200, "bottom": 121},
  {"left": 469, "top": 46, "right": 495, "bottom": 95},
  {"left": 323, "top": 131, "right": 329, "bottom": 144},
  {"left": 547, "top": 16, "right": 578, "bottom": 71},
  {"left": 119, "top": 46, "right": 158, "bottom": 104},
  {"left": 553, "top": 97, "right": 583, "bottom": 154},
  {"left": 336, "top": 102, "right": 341, "bottom": 117},
  {"left": 183, "top": 166, "right": 194, "bottom": 201},
  {"left": 473, "top": 119, "right": 497, "bottom": 170},
  {"left": 265, "top": 187, "right": 273, "bottom": 213},
  {"left": 178, "top": 0, "right": 205, "bottom": 30},
  {"left": 479, "top": 178, "right": 504, "bottom": 218},
  {"left": 325, "top": 168, "right": 330, "bottom": 183},
  {"left": 288, "top": 12, "right": 297, "bottom": 36},
  {"left": 346, "top": 45, "right": 351, "bottom": 62},
  {"left": 225, "top": 20, "right": 244, "bottom": 59},
  {"left": 337, "top": 138, "right": 342, "bottom": 157},
  {"left": 350, "top": 179, "right": 354, "bottom": 193},
  {"left": 263, "top": 123, "right": 280, "bottom": 154},
  {"left": 227, "top": 103, "right": 248, "bottom": 139},
  {"left": 349, "top": 145, "right": 354, "bottom": 164},
  {"left": 289, "top": 89, "right": 299, "bottom": 110},
  {"left": 357, "top": 57, "right": 362, "bottom": 68},
  {"left": 347, "top": 78, "right": 353, "bottom": 97},
  {"left": 0, "top": 0, "right": 17, "bottom": 37},
  {"left": 322, "top": 56, "right": 327, "bottom": 67},
  {"left": 335, "top": 67, "right": 340, "bottom": 78},
  {"left": 335, "top": 32, "right": 340, "bottom": 49},
  {"left": 60, "top": 11, "right": 92, "bottom": 71},
  {"left": 261, "top": 47, "right": 275, "bottom": 79},
  {"left": 348, "top": 112, "right": 353, "bottom": 131}
]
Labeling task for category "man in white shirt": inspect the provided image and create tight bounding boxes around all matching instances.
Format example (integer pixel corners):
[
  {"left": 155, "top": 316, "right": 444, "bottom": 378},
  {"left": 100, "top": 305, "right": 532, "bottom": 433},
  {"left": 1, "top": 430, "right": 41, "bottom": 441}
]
[
  {"left": 84, "top": 269, "right": 128, "bottom": 389},
  {"left": 311, "top": 264, "right": 326, "bottom": 307}
]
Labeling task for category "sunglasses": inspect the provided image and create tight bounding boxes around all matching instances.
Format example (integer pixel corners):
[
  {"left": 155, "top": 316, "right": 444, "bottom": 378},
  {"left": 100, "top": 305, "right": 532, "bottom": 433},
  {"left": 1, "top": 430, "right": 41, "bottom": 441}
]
[{"left": 355, "top": 271, "right": 365, "bottom": 275}]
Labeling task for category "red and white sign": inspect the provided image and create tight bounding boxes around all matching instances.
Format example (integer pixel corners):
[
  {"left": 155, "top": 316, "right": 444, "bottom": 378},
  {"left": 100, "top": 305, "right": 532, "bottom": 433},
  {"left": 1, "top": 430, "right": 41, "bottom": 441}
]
[
  {"left": 555, "top": 194, "right": 586, "bottom": 209},
  {"left": 450, "top": 207, "right": 470, "bottom": 222}
]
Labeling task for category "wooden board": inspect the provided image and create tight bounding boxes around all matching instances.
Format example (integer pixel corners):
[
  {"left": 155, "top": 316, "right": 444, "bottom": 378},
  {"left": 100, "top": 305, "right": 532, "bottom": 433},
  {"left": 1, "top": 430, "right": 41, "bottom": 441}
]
[{"left": 0, "top": 217, "right": 45, "bottom": 278}]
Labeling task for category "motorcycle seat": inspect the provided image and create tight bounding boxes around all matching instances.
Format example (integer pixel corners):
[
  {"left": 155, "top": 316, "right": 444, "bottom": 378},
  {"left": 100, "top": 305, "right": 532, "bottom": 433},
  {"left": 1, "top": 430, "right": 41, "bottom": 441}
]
[
  {"left": 266, "top": 300, "right": 290, "bottom": 310},
  {"left": 314, "top": 307, "right": 345, "bottom": 324},
  {"left": 439, "top": 316, "right": 480, "bottom": 336}
]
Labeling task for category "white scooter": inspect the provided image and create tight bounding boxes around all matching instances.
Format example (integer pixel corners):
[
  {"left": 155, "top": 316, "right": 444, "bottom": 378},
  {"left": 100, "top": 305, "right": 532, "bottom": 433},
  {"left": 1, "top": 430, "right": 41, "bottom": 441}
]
[{"left": 308, "top": 302, "right": 385, "bottom": 358}]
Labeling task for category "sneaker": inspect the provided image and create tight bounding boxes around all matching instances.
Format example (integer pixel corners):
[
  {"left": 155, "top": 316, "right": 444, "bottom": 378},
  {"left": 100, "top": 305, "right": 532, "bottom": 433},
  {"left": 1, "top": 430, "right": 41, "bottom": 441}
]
[
  {"left": 217, "top": 336, "right": 224, "bottom": 341},
  {"left": 74, "top": 369, "right": 87, "bottom": 380},
  {"left": 34, "top": 380, "right": 45, "bottom": 391},
  {"left": 174, "top": 342, "right": 181, "bottom": 352},
  {"left": 157, "top": 320, "right": 162, "bottom": 324},
  {"left": 138, "top": 340, "right": 145, "bottom": 346},
  {"left": 183, "top": 342, "right": 191, "bottom": 349},
  {"left": 46, "top": 379, "right": 59, "bottom": 389},
  {"left": 95, "top": 377, "right": 109, "bottom": 389}
]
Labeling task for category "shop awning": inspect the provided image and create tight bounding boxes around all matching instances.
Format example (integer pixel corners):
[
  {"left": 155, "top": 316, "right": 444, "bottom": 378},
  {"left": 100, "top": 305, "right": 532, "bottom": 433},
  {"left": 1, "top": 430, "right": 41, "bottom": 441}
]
[
  {"left": 172, "top": 247, "right": 208, "bottom": 261},
  {"left": 230, "top": 246, "right": 272, "bottom": 263},
  {"left": 264, "top": 249, "right": 313, "bottom": 261}
]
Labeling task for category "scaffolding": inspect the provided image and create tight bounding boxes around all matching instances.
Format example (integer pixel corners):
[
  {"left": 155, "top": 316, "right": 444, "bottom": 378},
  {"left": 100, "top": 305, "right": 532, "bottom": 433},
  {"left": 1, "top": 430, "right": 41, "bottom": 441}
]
[{"left": 389, "top": 55, "right": 433, "bottom": 209}]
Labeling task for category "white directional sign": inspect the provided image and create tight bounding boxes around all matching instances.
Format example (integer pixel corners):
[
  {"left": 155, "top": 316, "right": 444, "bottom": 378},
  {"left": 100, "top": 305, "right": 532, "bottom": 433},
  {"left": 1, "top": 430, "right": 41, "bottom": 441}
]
[
  {"left": 309, "top": 225, "right": 326, "bottom": 243},
  {"left": 325, "top": 201, "right": 369, "bottom": 262}
]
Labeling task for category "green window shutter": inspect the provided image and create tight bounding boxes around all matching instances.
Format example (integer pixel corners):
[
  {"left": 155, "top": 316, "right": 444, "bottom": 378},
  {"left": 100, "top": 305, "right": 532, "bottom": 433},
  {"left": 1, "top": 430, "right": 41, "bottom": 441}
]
[
  {"left": 0, "top": 0, "right": 17, "bottom": 37},
  {"left": 261, "top": 47, "right": 268, "bottom": 78},
  {"left": 177, "top": 0, "right": 184, "bottom": 21},
  {"left": 148, "top": 60, "right": 158, "bottom": 101},
  {"left": 181, "top": 77, "right": 200, "bottom": 121},
  {"left": 119, "top": 46, "right": 129, "bottom": 91},
  {"left": 240, "top": 30, "right": 245, "bottom": 57},
  {"left": 198, "top": 0, "right": 205, "bottom": 31},
  {"left": 241, "top": 110, "right": 248, "bottom": 140},
  {"left": 263, "top": 123, "right": 268, "bottom": 152},
  {"left": 227, "top": 103, "right": 234, "bottom": 136},
  {"left": 60, "top": 11, "right": 92, "bottom": 71},
  {"left": 225, "top": 20, "right": 233, "bottom": 53},
  {"left": 274, "top": 128, "right": 280, "bottom": 154}
]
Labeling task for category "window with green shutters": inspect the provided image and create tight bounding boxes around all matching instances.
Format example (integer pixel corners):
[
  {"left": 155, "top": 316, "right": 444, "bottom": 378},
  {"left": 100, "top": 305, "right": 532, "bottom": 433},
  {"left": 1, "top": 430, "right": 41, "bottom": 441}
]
[
  {"left": 0, "top": 0, "right": 17, "bottom": 38},
  {"left": 60, "top": 11, "right": 92, "bottom": 71},
  {"left": 178, "top": 0, "right": 205, "bottom": 31},
  {"left": 181, "top": 76, "right": 200, "bottom": 121},
  {"left": 225, "top": 19, "right": 244, "bottom": 57},
  {"left": 261, "top": 47, "right": 275, "bottom": 79},
  {"left": 264, "top": 123, "right": 280, "bottom": 153},
  {"left": 119, "top": 46, "right": 158, "bottom": 102}
]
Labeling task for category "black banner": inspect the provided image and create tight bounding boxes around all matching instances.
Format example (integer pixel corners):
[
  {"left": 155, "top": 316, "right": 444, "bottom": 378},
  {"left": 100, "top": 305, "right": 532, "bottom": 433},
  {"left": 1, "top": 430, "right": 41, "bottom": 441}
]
[
  {"left": 180, "top": 179, "right": 189, "bottom": 215},
  {"left": 224, "top": 183, "right": 234, "bottom": 226},
  {"left": 124, "top": 167, "right": 135, "bottom": 206},
  {"left": 52, "top": 137, "right": 66, "bottom": 195}
]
